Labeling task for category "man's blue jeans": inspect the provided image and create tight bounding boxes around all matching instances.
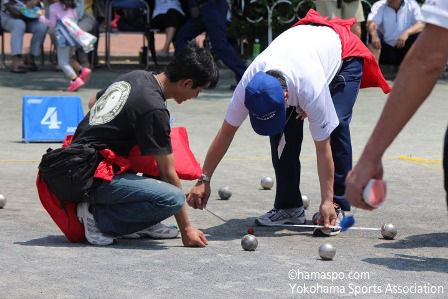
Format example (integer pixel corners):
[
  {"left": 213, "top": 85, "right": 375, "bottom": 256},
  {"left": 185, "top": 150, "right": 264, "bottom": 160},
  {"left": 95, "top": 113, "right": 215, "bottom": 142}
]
[{"left": 91, "top": 172, "right": 185, "bottom": 237}]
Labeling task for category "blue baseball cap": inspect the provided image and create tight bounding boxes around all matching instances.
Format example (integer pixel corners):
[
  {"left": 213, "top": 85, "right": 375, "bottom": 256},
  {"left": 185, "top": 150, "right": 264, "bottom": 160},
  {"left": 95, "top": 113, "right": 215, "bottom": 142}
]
[{"left": 244, "top": 71, "right": 286, "bottom": 136}]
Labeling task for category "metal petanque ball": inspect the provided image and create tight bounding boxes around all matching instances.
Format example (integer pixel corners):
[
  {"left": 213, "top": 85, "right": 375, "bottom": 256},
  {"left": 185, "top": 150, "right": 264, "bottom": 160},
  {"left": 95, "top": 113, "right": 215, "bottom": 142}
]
[
  {"left": 260, "top": 176, "right": 274, "bottom": 190},
  {"left": 381, "top": 223, "right": 397, "bottom": 240},
  {"left": 319, "top": 243, "right": 336, "bottom": 260},
  {"left": 241, "top": 234, "right": 258, "bottom": 251},
  {"left": 218, "top": 186, "right": 232, "bottom": 200},
  {"left": 0, "top": 194, "right": 6, "bottom": 209},
  {"left": 312, "top": 212, "right": 321, "bottom": 225},
  {"left": 302, "top": 195, "right": 310, "bottom": 209}
]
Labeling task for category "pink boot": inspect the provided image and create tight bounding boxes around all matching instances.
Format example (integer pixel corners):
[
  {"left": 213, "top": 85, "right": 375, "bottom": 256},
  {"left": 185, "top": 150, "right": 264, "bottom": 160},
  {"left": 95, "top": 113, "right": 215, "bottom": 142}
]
[
  {"left": 79, "top": 67, "right": 92, "bottom": 83},
  {"left": 67, "top": 77, "right": 85, "bottom": 92}
]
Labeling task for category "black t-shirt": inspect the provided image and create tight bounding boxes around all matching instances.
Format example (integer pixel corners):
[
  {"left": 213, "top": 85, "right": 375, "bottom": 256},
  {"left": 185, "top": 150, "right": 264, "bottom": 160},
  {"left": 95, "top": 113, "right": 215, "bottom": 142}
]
[{"left": 73, "top": 70, "right": 172, "bottom": 157}]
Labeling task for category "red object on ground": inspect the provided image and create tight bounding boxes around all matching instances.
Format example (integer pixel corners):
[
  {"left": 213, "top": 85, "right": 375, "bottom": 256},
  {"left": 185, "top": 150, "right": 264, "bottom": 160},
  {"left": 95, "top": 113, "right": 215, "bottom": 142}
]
[
  {"left": 248, "top": 228, "right": 254, "bottom": 235},
  {"left": 36, "top": 173, "right": 86, "bottom": 243}
]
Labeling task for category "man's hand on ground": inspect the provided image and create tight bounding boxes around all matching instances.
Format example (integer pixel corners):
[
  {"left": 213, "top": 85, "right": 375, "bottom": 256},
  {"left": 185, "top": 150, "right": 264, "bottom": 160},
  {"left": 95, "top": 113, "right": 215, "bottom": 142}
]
[{"left": 181, "top": 226, "right": 208, "bottom": 247}]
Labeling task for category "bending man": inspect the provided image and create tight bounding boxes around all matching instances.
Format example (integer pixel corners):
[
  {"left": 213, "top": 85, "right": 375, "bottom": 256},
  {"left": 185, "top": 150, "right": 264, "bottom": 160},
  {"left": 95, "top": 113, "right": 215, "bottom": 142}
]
[{"left": 187, "top": 10, "right": 390, "bottom": 235}]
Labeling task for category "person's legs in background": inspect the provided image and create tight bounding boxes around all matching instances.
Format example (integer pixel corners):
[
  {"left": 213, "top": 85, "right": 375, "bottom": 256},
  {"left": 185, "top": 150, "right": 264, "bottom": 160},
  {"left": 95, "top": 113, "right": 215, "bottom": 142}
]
[
  {"left": 395, "top": 33, "right": 419, "bottom": 68},
  {"left": 57, "top": 46, "right": 85, "bottom": 91},
  {"left": 174, "top": 15, "right": 205, "bottom": 54},
  {"left": 25, "top": 19, "right": 47, "bottom": 71},
  {"left": 329, "top": 57, "right": 363, "bottom": 211},
  {"left": 2, "top": 16, "right": 27, "bottom": 72},
  {"left": 342, "top": 0, "right": 365, "bottom": 39},
  {"left": 378, "top": 39, "right": 399, "bottom": 71},
  {"left": 72, "top": 13, "right": 95, "bottom": 82},
  {"left": 315, "top": 0, "right": 364, "bottom": 39},
  {"left": 200, "top": 1, "right": 246, "bottom": 83},
  {"left": 152, "top": 9, "right": 186, "bottom": 57}
]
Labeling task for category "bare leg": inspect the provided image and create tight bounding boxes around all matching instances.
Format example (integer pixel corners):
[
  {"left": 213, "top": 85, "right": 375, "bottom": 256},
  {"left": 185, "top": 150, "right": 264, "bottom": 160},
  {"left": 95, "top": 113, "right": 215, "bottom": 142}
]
[
  {"left": 162, "top": 26, "right": 176, "bottom": 53},
  {"left": 70, "top": 59, "right": 82, "bottom": 72},
  {"left": 351, "top": 22, "right": 362, "bottom": 39},
  {"left": 367, "top": 44, "right": 381, "bottom": 62}
]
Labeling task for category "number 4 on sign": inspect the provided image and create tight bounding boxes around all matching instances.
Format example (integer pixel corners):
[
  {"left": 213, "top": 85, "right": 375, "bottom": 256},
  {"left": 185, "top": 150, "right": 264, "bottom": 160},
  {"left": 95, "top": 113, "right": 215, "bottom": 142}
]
[{"left": 41, "top": 107, "right": 62, "bottom": 129}]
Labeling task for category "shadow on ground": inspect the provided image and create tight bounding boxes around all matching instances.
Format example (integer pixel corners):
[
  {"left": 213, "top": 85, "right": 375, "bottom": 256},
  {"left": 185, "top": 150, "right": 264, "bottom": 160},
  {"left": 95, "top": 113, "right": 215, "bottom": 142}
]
[
  {"left": 201, "top": 217, "right": 320, "bottom": 241},
  {"left": 364, "top": 254, "right": 448, "bottom": 273},
  {"left": 15, "top": 235, "right": 169, "bottom": 250},
  {"left": 374, "top": 232, "right": 448, "bottom": 249}
]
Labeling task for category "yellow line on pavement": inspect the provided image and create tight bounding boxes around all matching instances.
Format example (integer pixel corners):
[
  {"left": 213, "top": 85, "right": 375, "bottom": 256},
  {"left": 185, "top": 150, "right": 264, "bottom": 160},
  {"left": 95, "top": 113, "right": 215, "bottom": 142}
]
[
  {"left": 399, "top": 156, "right": 442, "bottom": 164},
  {"left": 399, "top": 156, "right": 443, "bottom": 173}
]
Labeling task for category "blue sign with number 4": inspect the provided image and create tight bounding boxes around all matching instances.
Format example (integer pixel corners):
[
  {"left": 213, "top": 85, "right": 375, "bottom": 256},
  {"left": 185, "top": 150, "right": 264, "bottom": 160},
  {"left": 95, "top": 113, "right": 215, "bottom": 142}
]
[{"left": 22, "top": 96, "right": 84, "bottom": 142}]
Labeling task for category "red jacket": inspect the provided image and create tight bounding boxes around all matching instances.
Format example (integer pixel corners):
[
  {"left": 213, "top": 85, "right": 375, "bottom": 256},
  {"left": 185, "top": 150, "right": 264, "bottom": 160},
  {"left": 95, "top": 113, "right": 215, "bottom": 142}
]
[{"left": 293, "top": 9, "right": 391, "bottom": 94}]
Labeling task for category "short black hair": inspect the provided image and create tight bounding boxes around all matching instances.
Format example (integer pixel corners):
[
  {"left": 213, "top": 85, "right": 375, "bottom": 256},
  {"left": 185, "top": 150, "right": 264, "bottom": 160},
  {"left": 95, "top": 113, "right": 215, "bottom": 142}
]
[
  {"left": 266, "top": 70, "right": 287, "bottom": 92},
  {"left": 165, "top": 41, "right": 219, "bottom": 89}
]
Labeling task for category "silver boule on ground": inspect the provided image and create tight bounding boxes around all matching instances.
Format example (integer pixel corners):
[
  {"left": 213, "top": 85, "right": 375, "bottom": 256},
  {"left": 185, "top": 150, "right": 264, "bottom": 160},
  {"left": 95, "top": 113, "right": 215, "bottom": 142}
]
[
  {"left": 217, "top": 186, "right": 232, "bottom": 200},
  {"left": 241, "top": 234, "right": 258, "bottom": 251},
  {"left": 0, "top": 194, "right": 6, "bottom": 209},
  {"left": 381, "top": 223, "right": 397, "bottom": 240},
  {"left": 301, "top": 195, "right": 310, "bottom": 209},
  {"left": 319, "top": 243, "right": 336, "bottom": 260},
  {"left": 260, "top": 176, "right": 274, "bottom": 190}
]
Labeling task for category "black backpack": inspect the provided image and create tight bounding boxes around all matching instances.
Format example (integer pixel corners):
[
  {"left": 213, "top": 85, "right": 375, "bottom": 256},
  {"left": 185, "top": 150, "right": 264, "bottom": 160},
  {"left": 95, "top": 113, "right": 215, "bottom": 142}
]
[{"left": 38, "top": 144, "right": 103, "bottom": 205}]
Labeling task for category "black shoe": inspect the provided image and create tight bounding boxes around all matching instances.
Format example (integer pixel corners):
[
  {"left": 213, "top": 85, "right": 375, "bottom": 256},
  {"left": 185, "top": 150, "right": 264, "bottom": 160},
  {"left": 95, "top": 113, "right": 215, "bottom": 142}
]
[
  {"left": 25, "top": 62, "right": 39, "bottom": 71},
  {"left": 10, "top": 65, "right": 27, "bottom": 73}
]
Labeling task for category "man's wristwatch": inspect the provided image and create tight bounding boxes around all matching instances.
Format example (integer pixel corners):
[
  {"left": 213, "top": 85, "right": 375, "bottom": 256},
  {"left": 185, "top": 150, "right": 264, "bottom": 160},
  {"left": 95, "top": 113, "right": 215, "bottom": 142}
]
[{"left": 198, "top": 174, "right": 211, "bottom": 182}]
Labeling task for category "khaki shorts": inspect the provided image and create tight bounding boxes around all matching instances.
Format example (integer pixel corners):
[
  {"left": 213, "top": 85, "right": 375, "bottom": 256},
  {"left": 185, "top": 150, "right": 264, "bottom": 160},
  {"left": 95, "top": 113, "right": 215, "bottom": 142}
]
[{"left": 315, "top": 0, "right": 365, "bottom": 22}]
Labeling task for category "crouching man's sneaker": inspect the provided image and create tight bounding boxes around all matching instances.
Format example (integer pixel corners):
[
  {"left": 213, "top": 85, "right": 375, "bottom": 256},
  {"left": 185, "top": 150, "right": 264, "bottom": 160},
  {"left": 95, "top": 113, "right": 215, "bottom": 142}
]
[
  {"left": 77, "top": 202, "right": 115, "bottom": 245},
  {"left": 122, "top": 223, "right": 179, "bottom": 239},
  {"left": 137, "top": 223, "right": 179, "bottom": 239},
  {"left": 313, "top": 203, "right": 345, "bottom": 237},
  {"left": 255, "top": 207, "right": 306, "bottom": 226}
]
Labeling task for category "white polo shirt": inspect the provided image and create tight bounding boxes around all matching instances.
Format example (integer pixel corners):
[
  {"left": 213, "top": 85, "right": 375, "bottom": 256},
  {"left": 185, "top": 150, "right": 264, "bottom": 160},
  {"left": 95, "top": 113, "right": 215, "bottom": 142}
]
[
  {"left": 368, "top": 0, "right": 422, "bottom": 47},
  {"left": 225, "top": 25, "right": 342, "bottom": 142},
  {"left": 421, "top": 0, "right": 448, "bottom": 29}
]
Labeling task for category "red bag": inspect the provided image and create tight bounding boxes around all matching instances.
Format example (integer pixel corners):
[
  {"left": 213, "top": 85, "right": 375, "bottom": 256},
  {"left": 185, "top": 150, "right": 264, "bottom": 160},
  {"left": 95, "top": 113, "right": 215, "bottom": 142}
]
[
  {"left": 36, "top": 173, "right": 86, "bottom": 243},
  {"left": 128, "top": 126, "right": 202, "bottom": 180}
]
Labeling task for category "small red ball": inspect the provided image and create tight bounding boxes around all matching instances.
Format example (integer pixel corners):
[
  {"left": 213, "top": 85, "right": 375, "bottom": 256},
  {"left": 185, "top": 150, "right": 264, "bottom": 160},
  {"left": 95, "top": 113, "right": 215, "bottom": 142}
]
[{"left": 247, "top": 228, "right": 254, "bottom": 234}]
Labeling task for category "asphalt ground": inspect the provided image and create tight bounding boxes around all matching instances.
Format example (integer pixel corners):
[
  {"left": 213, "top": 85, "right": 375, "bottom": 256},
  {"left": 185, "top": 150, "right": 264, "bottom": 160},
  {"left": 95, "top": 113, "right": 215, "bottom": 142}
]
[{"left": 0, "top": 64, "right": 447, "bottom": 299}]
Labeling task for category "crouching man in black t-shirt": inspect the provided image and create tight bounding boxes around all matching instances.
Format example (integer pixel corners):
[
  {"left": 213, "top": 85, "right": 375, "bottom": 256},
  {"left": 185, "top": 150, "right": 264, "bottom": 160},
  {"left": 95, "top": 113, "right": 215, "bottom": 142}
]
[{"left": 73, "top": 41, "right": 219, "bottom": 246}]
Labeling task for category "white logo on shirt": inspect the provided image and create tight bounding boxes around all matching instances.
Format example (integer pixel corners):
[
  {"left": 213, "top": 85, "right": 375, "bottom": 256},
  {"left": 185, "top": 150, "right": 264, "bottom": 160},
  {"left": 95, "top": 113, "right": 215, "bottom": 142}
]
[{"left": 90, "top": 81, "right": 131, "bottom": 125}]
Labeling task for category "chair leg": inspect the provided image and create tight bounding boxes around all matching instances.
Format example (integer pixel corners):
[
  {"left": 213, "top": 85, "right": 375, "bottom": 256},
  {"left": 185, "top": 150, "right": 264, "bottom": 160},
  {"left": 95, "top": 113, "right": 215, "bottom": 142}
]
[
  {"left": 40, "top": 44, "right": 45, "bottom": 67},
  {"left": 106, "top": 3, "right": 112, "bottom": 70},
  {"left": 1, "top": 34, "right": 5, "bottom": 69},
  {"left": 147, "top": 31, "right": 159, "bottom": 72}
]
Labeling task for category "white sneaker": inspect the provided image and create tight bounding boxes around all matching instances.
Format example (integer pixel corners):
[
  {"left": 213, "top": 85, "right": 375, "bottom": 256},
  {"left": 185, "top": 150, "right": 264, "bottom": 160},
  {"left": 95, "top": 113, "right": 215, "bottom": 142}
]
[
  {"left": 77, "top": 202, "right": 115, "bottom": 245},
  {"left": 136, "top": 223, "right": 179, "bottom": 239}
]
